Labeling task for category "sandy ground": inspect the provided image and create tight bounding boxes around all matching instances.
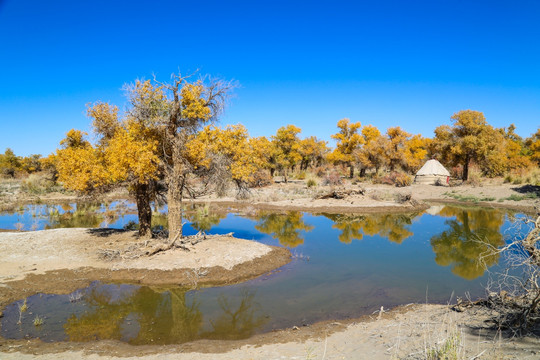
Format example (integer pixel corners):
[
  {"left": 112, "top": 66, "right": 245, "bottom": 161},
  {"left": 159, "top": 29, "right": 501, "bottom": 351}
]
[
  {"left": 0, "top": 228, "right": 278, "bottom": 282},
  {"left": 192, "top": 181, "right": 539, "bottom": 215}
]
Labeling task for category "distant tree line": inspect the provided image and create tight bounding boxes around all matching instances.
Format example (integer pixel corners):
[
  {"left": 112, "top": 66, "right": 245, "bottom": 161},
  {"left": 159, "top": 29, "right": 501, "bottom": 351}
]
[{"left": 2, "top": 72, "right": 539, "bottom": 240}]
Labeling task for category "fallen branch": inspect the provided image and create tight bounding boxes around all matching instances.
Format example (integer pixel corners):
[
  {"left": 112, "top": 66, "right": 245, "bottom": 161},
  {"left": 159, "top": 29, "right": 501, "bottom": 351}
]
[{"left": 316, "top": 187, "right": 365, "bottom": 200}]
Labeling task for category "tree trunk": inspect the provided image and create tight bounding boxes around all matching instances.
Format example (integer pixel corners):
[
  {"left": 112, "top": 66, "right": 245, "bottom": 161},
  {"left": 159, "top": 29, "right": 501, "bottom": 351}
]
[
  {"left": 167, "top": 170, "right": 185, "bottom": 242},
  {"left": 463, "top": 155, "right": 470, "bottom": 181},
  {"left": 135, "top": 182, "right": 152, "bottom": 238},
  {"left": 360, "top": 168, "right": 366, "bottom": 177},
  {"left": 349, "top": 163, "right": 354, "bottom": 178}
]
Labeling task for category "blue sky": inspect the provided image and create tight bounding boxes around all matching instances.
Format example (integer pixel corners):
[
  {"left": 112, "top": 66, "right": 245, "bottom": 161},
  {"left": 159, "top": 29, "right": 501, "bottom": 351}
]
[{"left": 0, "top": 0, "right": 539, "bottom": 156}]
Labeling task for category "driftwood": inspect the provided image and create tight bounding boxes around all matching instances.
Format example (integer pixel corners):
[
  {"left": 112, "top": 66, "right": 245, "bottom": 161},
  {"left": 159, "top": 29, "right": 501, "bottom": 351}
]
[
  {"left": 316, "top": 187, "right": 365, "bottom": 200},
  {"left": 145, "top": 231, "right": 235, "bottom": 256},
  {"left": 97, "top": 232, "right": 235, "bottom": 260}
]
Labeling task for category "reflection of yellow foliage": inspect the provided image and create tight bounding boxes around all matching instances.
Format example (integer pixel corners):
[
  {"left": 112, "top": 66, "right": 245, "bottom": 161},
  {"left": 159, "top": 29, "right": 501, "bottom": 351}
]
[
  {"left": 255, "top": 211, "right": 313, "bottom": 248},
  {"left": 64, "top": 286, "right": 202, "bottom": 344},
  {"left": 202, "top": 289, "right": 266, "bottom": 340},
  {"left": 324, "top": 213, "right": 417, "bottom": 244},
  {"left": 185, "top": 205, "right": 226, "bottom": 232},
  {"left": 431, "top": 206, "right": 504, "bottom": 280}
]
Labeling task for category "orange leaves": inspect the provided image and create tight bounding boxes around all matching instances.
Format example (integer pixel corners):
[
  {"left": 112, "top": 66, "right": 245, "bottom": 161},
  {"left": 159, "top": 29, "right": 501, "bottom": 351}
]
[
  {"left": 181, "top": 83, "right": 212, "bottom": 122},
  {"left": 56, "top": 119, "right": 160, "bottom": 193},
  {"left": 187, "top": 124, "right": 260, "bottom": 183},
  {"left": 56, "top": 131, "right": 109, "bottom": 192},
  {"left": 60, "top": 129, "right": 89, "bottom": 149},
  {"left": 272, "top": 125, "right": 303, "bottom": 171},
  {"left": 87, "top": 102, "right": 119, "bottom": 143},
  {"left": 105, "top": 122, "right": 159, "bottom": 184},
  {"left": 329, "top": 118, "right": 363, "bottom": 164}
]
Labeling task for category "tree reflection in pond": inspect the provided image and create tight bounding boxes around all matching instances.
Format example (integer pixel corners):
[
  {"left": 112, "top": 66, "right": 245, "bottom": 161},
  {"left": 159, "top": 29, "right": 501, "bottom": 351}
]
[
  {"left": 63, "top": 285, "right": 265, "bottom": 344},
  {"left": 45, "top": 203, "right": 112, "bottom": 229},
  {"left": 430, "top": 206, "right": 505, "bottom": 280},
  {"left": 254, "top": 211, "right": 314, "bottom": 248},
  {"left": 202, "top": 289, "right": 266, "bottom": 340},
  {"left": 323, "top": 213, "right": 419, "bottom": 244},
  {"left": 64, "top": 286, "right": 202, "bottom": 344},
  {"left": 185, "top": 205, "right": 227, "bottom": 233}
]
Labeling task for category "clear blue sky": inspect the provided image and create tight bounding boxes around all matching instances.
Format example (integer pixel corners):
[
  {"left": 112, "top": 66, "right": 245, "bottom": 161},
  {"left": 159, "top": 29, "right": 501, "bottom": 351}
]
[{"left": 1, "top": 0, "right": 539, "bottom": 156}]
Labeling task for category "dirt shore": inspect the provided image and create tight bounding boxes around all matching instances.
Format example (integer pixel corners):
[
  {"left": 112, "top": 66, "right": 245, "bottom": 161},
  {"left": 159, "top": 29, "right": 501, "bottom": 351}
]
[{"left": 2, "top": 180, "right": 538, "bottom": 215}]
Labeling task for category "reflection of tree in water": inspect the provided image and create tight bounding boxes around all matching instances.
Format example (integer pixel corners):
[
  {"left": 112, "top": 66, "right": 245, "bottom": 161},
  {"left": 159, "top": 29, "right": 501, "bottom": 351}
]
[
  {"left": 185, "top": 205, "right": 226, "bottom": 233},
  {"left": 202, "top": 289, "right": 267, "bottom": 340},
  {"left": 430, "top": 206, "right": 505, "bottom": 280},
  {"left": 151, "top": 213, "right": 169, "bottom": 231},
  {"left": 63, "top": 285, "right": 265, "bottom": 344},
  {"left": 254, "top": 211, "right": 313, "bottom": 248},
  {"left": 64, "top": 286, "right": 202, "bottom": 344},
  {"left": 323, "top": 213, "right": 419, "bottom": 244},
  {"left": 45, "top": 203, "right": 113, "bottom": 229}
]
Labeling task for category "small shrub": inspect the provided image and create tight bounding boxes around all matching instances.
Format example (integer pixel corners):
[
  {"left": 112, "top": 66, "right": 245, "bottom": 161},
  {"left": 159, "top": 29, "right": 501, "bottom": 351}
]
[
  {"left": 20, "top": 173, "right": 58, "bottom": 194},
  {"left": 427, "top": 331, "right": 462, "bottom": 360},
  {"left": 512, "top": 177, "right": 523, "bottom": 185},
  {"left": 322, "top": 171, "right": 342, "bottom": 186},
  {"left": 123, "top": 221, "right": 139, "bottom": 231},
  {"left": 314, "top": 165, "right": 331, "bottom": 178},
  {"left": 373, "top": 172, "right": 412, "bottom": 187},
  {"left": 465, "top": 167, "right": 483, "bottom": 187},
  {"left": 450, "top": 165, "right": 463, "bottom": 180},
  {"left": 395, "top": 193, "right": 412, "bottom": 204},
  {"left": 248, "top": 170, "right": 273, "bottom": 188},
  {"left": 33, "top": 315, "right": 44, "bottom": 326},
  {"left": 295, "top": 171, "right": 306, "bottom": 180},
  {"left": 306, "top": 179, "right": 317, "bottom": 188}
]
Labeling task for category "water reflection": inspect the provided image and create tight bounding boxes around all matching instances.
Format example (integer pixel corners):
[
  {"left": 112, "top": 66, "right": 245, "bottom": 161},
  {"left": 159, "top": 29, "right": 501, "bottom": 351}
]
[
  {"left": 0, "top": 283, "right": 267, "bottom": 344},
  {"left": 64, "top": 286, "right": 202, "bottom": 344},
  {"left": 254, "top": 211, "right": 314, "bottom": 248},
  {"left": 322, "top": 212, "right": 420, "bottom": 244},
  {"left": 185, "top": 205, "right": 226, "bottom": 233},
  {"left": 430, "top": 206, "right": 505, "bottom": 280},
  {"left": 0, "top": 204, "right": 527, "bottom": 345},
  {"left": 201, "top": 289, "right": 266, "bottom": 340},
  {"left": 45, "top": 203, "right": 114, "bottom": 229}
]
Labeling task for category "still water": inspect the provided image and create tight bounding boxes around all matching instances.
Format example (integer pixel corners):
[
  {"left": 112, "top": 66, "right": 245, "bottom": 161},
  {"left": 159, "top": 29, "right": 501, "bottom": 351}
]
[{"left": 0, "top": 203, "right": 529, "bottom": 344}]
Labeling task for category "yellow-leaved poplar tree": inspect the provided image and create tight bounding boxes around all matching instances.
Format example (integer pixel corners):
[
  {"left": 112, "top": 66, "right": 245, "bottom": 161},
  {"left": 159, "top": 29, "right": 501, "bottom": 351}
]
[
  {"left": 328, "top": 118, "right": 363, "bottom": 178},
  {"left": 271, "top": 125, "right": 302, "bottom": 182}
]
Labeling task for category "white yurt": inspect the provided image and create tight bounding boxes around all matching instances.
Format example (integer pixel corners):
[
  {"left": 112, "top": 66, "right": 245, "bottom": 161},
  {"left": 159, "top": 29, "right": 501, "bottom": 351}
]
[{"left": 414, "top": 159, "right": 450, "bottom": 185}]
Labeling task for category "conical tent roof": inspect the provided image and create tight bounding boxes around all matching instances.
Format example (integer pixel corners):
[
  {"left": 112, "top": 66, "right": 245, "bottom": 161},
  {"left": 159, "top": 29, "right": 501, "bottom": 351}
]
[{"left": 416, "top": 159, "right": 450, "bottom": 176}]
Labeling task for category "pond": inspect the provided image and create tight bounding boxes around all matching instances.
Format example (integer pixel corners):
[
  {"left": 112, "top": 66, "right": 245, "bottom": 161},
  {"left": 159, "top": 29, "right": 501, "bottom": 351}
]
[{"left": 0, "top": 202, "right": 531, "bottom": 344}]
